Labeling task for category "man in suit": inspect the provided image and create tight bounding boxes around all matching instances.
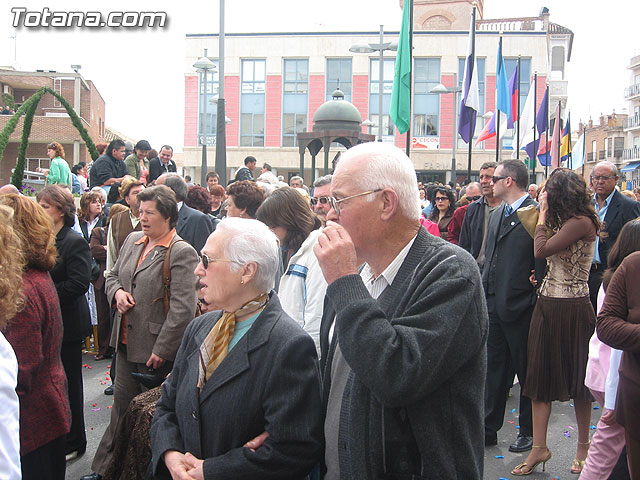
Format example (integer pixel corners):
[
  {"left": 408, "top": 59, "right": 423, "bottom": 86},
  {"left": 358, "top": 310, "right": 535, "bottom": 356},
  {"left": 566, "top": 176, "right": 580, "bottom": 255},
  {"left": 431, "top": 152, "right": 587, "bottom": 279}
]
[
  {"left": 147, "top": 145, "right": 177, "bottom": 184},
  {"left": 157, "top": 173, "right": 213, "bottom": 254},
  {"left": 314, "top": 142, "right": 488, "bottom": 479},
  {"left": 482, "top": 159, "right": 537, "bottom": 452},
  {"left": 459, "top": 162, "right": 502, "bottom": 268},
  {"left": 588, "top": 161, "right": 640, "bottom": 313}
]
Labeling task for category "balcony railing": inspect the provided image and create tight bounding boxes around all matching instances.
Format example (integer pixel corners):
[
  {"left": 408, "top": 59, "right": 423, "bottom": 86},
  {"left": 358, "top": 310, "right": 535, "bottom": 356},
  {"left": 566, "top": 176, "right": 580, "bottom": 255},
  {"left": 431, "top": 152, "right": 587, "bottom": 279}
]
[
  {"left": 599, "top": 150, "right": 606, "bottom": 160},
  {"left": 624, "top": 83, "right": 640, "bottom": 99},
  {"left": 623, "top": 146, "right": 640, "bottom": 161},
  {"left": 625, "top": 116, "right": 640, "bottom": 130},
  {"left": 476, "top": 17, "right": 544, "bottom": 32},
  {"left": 587, "top": 152, "right": 594, "bottom": 163}
]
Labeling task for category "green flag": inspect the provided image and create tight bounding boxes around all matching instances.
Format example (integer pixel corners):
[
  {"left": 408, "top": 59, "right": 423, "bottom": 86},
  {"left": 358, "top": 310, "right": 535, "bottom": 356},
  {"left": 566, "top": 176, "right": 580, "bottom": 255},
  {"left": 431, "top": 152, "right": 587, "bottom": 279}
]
[{"left": 390, "top": 0, "right": 411, "bottom": 134}]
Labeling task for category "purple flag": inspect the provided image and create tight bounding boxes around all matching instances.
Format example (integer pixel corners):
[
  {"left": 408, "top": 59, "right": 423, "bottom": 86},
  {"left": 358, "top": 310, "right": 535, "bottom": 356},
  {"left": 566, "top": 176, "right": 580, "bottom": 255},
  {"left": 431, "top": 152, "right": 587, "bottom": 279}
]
[
  {"left": 458, "top": 8, "right": 479, "bottom": 144},
  {"left": 536, "top": 88, "right": 548, "bottom": 135}
]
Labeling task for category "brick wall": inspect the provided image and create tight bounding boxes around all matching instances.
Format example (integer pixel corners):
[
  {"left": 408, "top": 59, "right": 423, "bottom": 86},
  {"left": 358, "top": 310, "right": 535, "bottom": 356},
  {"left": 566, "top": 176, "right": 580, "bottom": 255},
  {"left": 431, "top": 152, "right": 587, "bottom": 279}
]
[
  {"left": 439, "top": 74, "right": 456, "bottom": 149},
  {"left": 225, "top": 76, "right": 240, "bottom": 146},
  {"left": 352, "top": 75, "right": 369, "bottom": 133},
  {"left": 308, "top": 75, "right": 325, "bottom": 131},
  {"left": 265, "top": 75, "right": 282, "bottom": 147},
  {"left": 184, "top": 75, "right": 198, "bottom": 147}
]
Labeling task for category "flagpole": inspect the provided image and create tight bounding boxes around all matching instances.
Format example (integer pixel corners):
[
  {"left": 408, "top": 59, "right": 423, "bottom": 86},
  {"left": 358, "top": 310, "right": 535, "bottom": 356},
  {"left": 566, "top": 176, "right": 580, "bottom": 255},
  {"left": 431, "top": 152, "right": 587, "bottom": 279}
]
[
  {"left": 516, "top": 55, "right": 521, "bottom": 160},
  {"left": 581, "top": 126, "right": 586, "bottom": 177},
  {"left": 532, "top": 73, "right": 537, "bottom": 184},
  {"left": 495, "top": 35, "right": 502, "bottom": 163},
  {"left": 556, "top": 100, "right": 562, "bottom": 171},
  {"left": 545, "top": 84, "right": 549, "bottom": 178},
  {"left": 467, "top": 6, "right": 476, "bottom": 182},
  {"left": 405, "top": 0, "right": 413, "bottom": 157}
]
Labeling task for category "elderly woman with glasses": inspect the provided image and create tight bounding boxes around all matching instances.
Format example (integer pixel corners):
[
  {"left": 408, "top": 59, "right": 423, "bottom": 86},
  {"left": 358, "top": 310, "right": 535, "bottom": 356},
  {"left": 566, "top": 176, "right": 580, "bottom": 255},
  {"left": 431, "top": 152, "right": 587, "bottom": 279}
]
[{"left": 151, "top": 217, "right": 323, "bottom": 480}]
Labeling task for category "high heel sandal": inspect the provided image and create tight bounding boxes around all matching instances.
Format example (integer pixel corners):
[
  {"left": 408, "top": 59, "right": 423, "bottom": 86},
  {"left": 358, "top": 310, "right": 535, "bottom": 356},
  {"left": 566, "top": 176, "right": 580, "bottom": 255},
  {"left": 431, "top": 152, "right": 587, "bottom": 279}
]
[
  {"left": 511, "top": 445, "right": 552, "bottom": 476},
  {"left": 570, "top": 440, "right": 591, "bottom": 474}
]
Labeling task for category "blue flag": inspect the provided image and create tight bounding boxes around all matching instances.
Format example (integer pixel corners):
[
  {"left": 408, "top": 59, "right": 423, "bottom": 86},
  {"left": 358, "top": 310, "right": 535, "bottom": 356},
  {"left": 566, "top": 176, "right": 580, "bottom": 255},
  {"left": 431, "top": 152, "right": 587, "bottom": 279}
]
[
  {"left": 536, "top": 88, "right": 548, "bottom": 135},
  {"left": 495, "top": 37, "right": 511, "bottom": 119}
]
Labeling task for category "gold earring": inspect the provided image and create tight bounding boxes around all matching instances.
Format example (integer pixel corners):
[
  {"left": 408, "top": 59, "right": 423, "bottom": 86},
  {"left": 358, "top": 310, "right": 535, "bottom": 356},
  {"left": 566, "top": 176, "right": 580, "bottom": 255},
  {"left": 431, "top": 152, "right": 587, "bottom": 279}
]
[{"left": 240, "top": 279, "right": 244, "bottom": 284}]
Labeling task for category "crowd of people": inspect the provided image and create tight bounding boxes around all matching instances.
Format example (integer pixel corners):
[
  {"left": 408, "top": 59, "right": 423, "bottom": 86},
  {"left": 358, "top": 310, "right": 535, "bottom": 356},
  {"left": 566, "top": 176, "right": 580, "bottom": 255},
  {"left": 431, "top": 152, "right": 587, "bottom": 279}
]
[{"left": 1, "top": 139, "right": 640, "bottom": 480}]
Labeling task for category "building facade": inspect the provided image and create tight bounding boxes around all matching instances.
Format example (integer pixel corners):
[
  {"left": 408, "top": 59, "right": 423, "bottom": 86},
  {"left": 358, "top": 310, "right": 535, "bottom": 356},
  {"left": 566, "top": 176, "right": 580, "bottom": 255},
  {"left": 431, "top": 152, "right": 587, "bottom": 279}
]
[
  {"left": 183, "top": 0, "right": 573, "bottom": 185},
  {"left": 622, "top": 54, "right": 640, "bottom": 188},
  {"left": 576, "top": 114, "right": 626, "bottom": 182},
  {"left": 0, "top": 67, "right": 107, "bottom": 185}
]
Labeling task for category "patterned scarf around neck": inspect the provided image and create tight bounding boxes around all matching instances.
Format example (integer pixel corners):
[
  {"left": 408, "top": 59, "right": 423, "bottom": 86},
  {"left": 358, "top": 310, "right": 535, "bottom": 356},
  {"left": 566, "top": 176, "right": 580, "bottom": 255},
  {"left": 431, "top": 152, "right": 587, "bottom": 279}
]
[{"left": 197, "top": 293, "right": 269, "bottom": 391}]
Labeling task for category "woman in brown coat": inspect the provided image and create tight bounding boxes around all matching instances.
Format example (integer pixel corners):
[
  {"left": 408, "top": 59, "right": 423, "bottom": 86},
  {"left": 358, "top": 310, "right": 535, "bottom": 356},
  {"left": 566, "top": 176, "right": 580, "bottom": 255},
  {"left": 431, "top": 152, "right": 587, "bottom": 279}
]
[{"left": 597, "top": 250, "right": 640, "bottom": 478}]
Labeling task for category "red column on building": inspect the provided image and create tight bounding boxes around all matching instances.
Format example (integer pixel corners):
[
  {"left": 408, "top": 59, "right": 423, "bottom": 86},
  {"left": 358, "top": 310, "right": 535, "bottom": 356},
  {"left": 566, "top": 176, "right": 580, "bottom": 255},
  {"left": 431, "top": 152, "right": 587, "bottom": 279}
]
[
  {"left": 184, "top": 75, "right": 198, "bottom": 147},
  {"left": 225, "top": 76, "right": 240, "bottom": 147},
  {"left": 308, "top": 75, "right": 326, "bottom": 132},
  {"left": 265, "top": 75, "right": 282, "bottom": 147}
]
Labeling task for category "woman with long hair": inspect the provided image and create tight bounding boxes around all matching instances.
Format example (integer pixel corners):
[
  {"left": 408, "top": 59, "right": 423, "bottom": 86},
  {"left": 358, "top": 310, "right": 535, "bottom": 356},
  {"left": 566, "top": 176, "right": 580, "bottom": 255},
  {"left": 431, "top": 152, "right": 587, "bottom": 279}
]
[
  {"left": 581, "top": 218, "right": 640, "bottom": 479},
  {"left": 0, "top": 205, "right": 23, "bottom": 479},
  {"left": 41, "top": 141, "right": 72, "bottom": 188},
  {"left": 428, "top": 186, "right": 456, "bottom": 240},
  {"left": 77, "top": 191, "right": 106, "bottom": 242},
  {"left": 0, "top": 195, "right": 71, "bottom": 480},
  {"left": 36, "top": 185, "right": 92, "bottom": 459},
  {"left": 256, "top": 187, "right": 326, "bottom": 353},
  {"left": 513, "top": 168, "right": 600, "bottom": 476}
]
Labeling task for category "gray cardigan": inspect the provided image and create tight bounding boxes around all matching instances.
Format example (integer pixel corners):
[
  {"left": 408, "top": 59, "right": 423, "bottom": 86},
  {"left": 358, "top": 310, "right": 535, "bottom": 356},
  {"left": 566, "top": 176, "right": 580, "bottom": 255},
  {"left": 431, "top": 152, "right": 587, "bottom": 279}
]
[{"left": 321, "top": 227, "right": 488, "bottom": 479}]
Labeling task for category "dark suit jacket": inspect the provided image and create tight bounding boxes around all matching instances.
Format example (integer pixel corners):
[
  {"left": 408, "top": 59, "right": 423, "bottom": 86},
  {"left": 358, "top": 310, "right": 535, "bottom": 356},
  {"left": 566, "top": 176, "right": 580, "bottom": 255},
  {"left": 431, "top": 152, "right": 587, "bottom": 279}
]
[
  {"left": 50, "top": 226, "right": 92, "bottom": 341},
  {"left": 151, "top": 293, "right": 323, "bottom": 479},
  {"left": 597, "top": 190, "right": 640, "bottom": 270},
  {"left": 459, "top": 197, "right": 486, "bottom": 259},
  {"left": 177, "top": 204, "right": 214, "bottom": 254},
  {"left": 482, "top": 197, "right": 538, "bottom": 322},
  {"left": 147, "top": 157, "right": 177, "bottom": 184}
]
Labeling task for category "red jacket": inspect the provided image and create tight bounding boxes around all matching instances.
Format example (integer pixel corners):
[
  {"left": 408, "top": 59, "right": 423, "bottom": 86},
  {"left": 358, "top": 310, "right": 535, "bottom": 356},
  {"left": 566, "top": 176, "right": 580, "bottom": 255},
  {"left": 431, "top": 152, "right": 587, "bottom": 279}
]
[
  {"left": 447, "top": 204, "right": 469, "bottom": 245},
  {"left": 4, "top": 269, "right": 70, "bottom": 455}
]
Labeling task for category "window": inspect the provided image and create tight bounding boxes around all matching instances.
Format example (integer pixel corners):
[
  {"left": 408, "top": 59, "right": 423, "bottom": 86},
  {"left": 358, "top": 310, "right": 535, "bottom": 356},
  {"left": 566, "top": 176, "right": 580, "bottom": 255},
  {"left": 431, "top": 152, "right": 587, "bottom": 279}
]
[
  {"left": 326, "top": 58, "right": 352, "bottom": 102},
  {"left": 53, "top": 78, "right": 62, "bottom": 107},
  {"left": 551, "top": 46, "right": 565, "bottom": 80},
  {"left": 369, "top": 58, "right": 396, "bottom": 139},
  {"left": 240, "top": 60, "right": 266, "bottom": 146},
  {"left": 458, "top": 58, "right": 486, "bottom": 148},
  {"left": 614, "top": 137, "right": 625, "bottom": 158},
  {"left": 198, "top": 59, "right": 219, "bottom": 143},
  {"left": 606, "top": 138, "right": 612, "bottom": 157},
  {"left": 283, "top": 59, "right": 308, "bottom": 146},
  {"left": 413, "top": 58, "right": 440, "bottom": 136}
]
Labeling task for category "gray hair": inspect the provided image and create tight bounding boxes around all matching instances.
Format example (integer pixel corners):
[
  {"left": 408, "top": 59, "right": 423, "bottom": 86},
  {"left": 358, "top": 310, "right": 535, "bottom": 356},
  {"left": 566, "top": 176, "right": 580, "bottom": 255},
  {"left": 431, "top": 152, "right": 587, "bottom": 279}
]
[
  {"left": 593, "top": 161, "right": 619, "bottom": 177},
  {"left": 313, "top": 174, "right": 332, "bottom": 188},
  {"left": 528, "top": 184, "right": 538, "bottom": 191},
  {"left": 289, "top": 175, "right": 303, "bottom": 184},
  {"left": 162, "top": 173, "right": 188, "bottom": 202},
  {"left": 339, "top": 142, "right": 421, "bottom": 220},
  {"left": 216, "top": 217, "right": 279, "bottom": 293},
  {"left": 90, "top": 186, "right": 107, "bottom": 203}
]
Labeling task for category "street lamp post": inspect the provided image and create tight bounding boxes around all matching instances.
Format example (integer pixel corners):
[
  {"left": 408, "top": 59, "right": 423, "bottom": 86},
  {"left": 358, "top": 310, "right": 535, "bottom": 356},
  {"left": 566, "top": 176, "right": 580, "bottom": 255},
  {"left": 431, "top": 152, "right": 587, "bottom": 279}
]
[
  {"left": 350, "top": 25, "right": 397, "bottom": 142},
  {"left": 193, "top": 55, "right": 216, "bottom": 186},
  {"left": 430, "top": 76, "right": 462, "bottom": 184}
]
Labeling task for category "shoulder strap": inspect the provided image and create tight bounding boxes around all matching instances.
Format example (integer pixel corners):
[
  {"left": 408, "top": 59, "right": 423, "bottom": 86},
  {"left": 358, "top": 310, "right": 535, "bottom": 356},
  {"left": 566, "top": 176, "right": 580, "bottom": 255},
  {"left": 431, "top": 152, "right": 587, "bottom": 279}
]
[{"left": 162, "top": 239, "right": 187, "bottom": 315}]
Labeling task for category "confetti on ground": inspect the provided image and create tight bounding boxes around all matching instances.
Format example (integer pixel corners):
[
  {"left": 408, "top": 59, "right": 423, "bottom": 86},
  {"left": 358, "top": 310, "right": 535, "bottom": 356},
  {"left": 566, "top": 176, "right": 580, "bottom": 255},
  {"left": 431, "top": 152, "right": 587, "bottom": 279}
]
[
  {"left": 564, "top": 430, "right": 571, "bottom": 438},
  {"left": 507, "top": 420, "right": 515, "bottom": 424},
  {"left": 499, "top": 477, "right": 510, "bottom": 480},
  {"left": 594, "top": 406, "right": 600, "bottom": 410},
  {"left": 495, "top": 455, "right": 504, "bottom": 459},
  {"left": 92, "top": 403, "right": 98, "bottom": 407},
  {"left": 510, "top": 408, "right": 516, "bottom": 413},
  {"left": 90, "top": 427, "right": 93, "bottom": 430},
  {"left": 92, "top": 408, "right": 101, "bottom": 411},
  {"left": 567, "top": 425, "right": 575, "bottom": 430},
  {"left": 591, "top": 425, "right": 597, "bottom": 430},
  {"left": 107, "top": 405, "right": 112, "bottom": 409},
  {"left": 570, "top": 403, "right": 574, "bottom": 407}
]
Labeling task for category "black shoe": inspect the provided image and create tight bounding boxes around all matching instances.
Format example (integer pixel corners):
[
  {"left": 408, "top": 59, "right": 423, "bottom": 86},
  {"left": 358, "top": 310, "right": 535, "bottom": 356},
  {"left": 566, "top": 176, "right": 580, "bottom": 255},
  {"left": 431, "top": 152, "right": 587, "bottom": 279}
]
[
  {"left": 509, "top": 434, "right": 533, "bottom": 452},
  {"left": 80, "top": 473, "right": 102, "bottom": 480},
  {"left": 485, "top": 434, "right": 498, "bottom": 446},
  {"left": 104, "top": 384, "right": 114, "bottom": 395}
]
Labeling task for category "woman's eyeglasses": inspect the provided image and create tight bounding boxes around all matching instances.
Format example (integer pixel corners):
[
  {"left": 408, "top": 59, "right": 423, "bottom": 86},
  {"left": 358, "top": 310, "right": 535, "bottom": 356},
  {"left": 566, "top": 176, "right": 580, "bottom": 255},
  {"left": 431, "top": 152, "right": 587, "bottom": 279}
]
[{"left": 201, "top": 254, "right": 237, "bottom": 270}]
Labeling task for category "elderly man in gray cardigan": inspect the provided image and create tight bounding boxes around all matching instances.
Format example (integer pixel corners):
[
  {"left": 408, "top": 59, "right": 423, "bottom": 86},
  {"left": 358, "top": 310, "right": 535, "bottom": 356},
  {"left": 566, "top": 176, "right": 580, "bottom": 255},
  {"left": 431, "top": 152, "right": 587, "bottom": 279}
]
[{"left": 313, "top": 142, "right": 489, "bottom": 480}]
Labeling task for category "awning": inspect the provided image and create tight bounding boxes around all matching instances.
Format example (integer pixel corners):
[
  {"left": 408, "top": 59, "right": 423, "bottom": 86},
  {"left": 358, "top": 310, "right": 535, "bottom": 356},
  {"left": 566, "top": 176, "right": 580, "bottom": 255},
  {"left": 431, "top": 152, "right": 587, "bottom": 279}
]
[{"left": 621, "top": 161, "right": 640, "bottom": 172}]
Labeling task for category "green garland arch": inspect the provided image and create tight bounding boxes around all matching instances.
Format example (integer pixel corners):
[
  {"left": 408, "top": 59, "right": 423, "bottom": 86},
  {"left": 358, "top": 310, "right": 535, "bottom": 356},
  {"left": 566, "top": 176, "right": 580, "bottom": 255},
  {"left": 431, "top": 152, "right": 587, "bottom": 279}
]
[{"left": 0, "top": 86, "right": 100, "bottom": 188}]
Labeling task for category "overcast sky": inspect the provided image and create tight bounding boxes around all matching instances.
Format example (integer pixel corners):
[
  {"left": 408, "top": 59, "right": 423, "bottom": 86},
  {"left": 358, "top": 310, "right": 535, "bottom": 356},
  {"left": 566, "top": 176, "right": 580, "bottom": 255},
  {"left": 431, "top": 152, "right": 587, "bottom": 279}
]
[{"left": 1, "top": 0, "right": 638, "bottom": 152}]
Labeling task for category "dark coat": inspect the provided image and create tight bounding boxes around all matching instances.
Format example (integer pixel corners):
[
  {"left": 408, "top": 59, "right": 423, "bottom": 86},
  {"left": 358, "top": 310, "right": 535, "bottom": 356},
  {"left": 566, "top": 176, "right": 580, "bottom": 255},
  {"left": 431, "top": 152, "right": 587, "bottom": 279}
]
[
  {"left": 233, "top": 166, "right": 254, "bottom": 183},
  {"left": 482, "top": 198, "right": 538, "bottom": 322},
  {"left": 458, "top": 197, "right": 486, "bottom": 259},
  {"left": 89, "top": 154, "right": 128, "bottom": 189},
  {"left": 597, "top": 190, "right": 640, "bottom": 270},
  {"left": 151, "top": 293, "right": 323, "bottom": 479},
  {"left": 320, "top": 228, "right": 488, "bottom": 480},
  {"left": 177, "top": 204, "right": 214, "bottom": 254},
  {"left": 147, "top": 158, "right": 177, "bottom": 184},
  {"left": 50, "top": 226, "right": 92, "bottom": 341}
]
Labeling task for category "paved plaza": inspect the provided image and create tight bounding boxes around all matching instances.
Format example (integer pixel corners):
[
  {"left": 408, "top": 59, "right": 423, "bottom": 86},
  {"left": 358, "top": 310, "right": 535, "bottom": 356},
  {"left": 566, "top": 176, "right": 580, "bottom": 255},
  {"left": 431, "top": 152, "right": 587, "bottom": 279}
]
[{"left": 66, "top": 351, "right": 603, "bottom": 480}]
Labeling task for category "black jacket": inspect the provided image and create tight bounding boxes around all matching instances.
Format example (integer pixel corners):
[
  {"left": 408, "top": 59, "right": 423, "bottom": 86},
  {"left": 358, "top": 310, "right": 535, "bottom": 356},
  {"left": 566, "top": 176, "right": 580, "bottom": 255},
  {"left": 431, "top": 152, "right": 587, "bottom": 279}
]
[
  {"left": 89, "top": 154, "right": 128, "bottom": 189},
  {"left": 459, "top": 197, "right": 487, "bottom": 259},
  {"left": 597, "top": 190, "right": 640, "bottom": 270},
  {"left": 148, "top": 157, "right": 177, "bottom": 184},
  {"left": 50, "top": 226, "right": 92, "bottom": 341}
]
